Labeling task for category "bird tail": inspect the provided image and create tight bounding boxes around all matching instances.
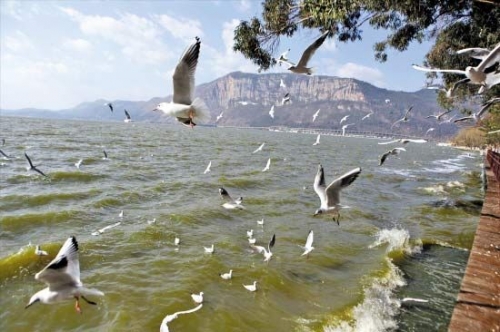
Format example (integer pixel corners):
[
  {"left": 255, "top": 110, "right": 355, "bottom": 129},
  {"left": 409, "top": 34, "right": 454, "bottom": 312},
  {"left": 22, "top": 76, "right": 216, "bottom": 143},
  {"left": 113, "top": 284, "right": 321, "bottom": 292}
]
[
  {"left": 307, "top": 67, "right": 315, "bottom": 75},
  {"left": 80, "top": 287, "right": 105, "bottom": 297},
  {"left": 190, "top": 98, "right": 210, "bottom": 123}
]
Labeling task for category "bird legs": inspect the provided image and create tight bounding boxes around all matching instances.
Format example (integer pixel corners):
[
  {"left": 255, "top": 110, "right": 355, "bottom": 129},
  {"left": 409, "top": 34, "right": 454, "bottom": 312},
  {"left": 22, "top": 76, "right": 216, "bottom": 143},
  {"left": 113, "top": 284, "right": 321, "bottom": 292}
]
[
  {"left": 74, "top": 295, "right": 97, "bottom": 314},
  {"left": 332, "top": 211, "right": 340, "bottom": 226},
  {"left": 188, "top": 109, "right": 195, "bottom": 128}
]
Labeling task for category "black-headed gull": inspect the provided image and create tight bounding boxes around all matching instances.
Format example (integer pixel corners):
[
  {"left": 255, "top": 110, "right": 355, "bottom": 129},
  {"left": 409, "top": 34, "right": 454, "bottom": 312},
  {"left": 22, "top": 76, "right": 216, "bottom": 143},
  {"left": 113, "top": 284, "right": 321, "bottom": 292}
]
[
  {"left": 426, "top": 109, "right": 452, "bottom": 121},
  {"left": 253, "top": 143, "right": 265, "bottom": 153},
  {"left": 287, "top": 32, "right": 329, "bottom": 75},
  {"left": 339, "top": 115, "right": 349, "bottom": 124},
  {"left": 453, "top": 99, "right": 498, "bottom": 124},
  {"left": 154, "top": 37, "right": 209, "bottom": 128},
  {"left": 216, "top": 111, "right": 224, "bottom": 122},
  {"left": 124, "top": 109, "right": 132, "bottom": 123},
  {"left": 269, "top": 105, "right": 275, "bottom": 119},
  {"left": 262, "top": 158, "right": 271, "bottom": 172},
  {"left": 379, "top": 148, "right": 406, "bottom": 166},
  {"left": 281, "top": 93, "right": 291, "bottom": 105},
  {"left": 425, "top": 128, "right": 435, "bottom": 135},
  {"left": 279, "top": 78, "right": 286, "bottom": 88},
  {"left": 219, "top": 270, "right": 233, "bottom": 280},
  {"left": 203, "top": 161, "right": 211, "bottom": 174},
  {"left": 277, "top": 49, "right": 290, "bottom": 67},
  {"left": 312, "top": 109, "right": 320, "bottom": 122},
  {"left": 102, "top": 150, "right": 108, "bottom": 160},
  {"left": 342, "top": 124, "right": 354, "bottom": 136},
  {"left": 301, "top": 230, "right": 314, "bottom": 257},
  {"left": 251, "top": 234, "right": 275, "bottom": 262},
  {"left": 391, "top": 106, "right": 413, "bottom": 129},
  {"left": 75, "top": 159, "right": 83, "bottom": 169},
  {"left": 313, "top": 165, "right": 361, "bottom": 224},
  {"left": 219, "top": 187, "right": 245, "bottom": 209},
  {"left": 204, "top": 244, "right": 214, "bottom": 254},
  {"left": 243, "top": 281, "right": 257, "bottom": 292},
  {"left": 25, "top": 236, "right": 104, "bottom": 313},
  {"left": 191, "top": 292, "right": 204, "bottom": 304},
  {"left": 313, "top": 134, "right": 320, "bottom": 146},
  {"left": 24, "top": 153, "right": 47, "bottom": 177},
  {"left": 361, "top": 111, "right": 373, "bottom": 121}
]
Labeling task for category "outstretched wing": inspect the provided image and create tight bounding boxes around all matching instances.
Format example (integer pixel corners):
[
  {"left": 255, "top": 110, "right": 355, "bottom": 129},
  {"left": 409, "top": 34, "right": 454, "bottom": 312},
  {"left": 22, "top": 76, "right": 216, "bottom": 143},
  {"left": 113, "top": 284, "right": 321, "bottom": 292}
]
[
  {"left": 325, "top": 167, "right": 361, "bottom": 206},
  {"left": 219, "top": 187, "right": 234, "bottom": 203},
  {"left": 412, "top": 64, "right": 466, "bottom": 75},
  {"left": 173, "top": 38, "right": 201, "bottom": 105},
  {"left": 313, "top": 164, "right": 327, "bottom": 206},
  {"left": 305, "top": 230, "right": 314, "bottom": 248},
  {"left": 477, "top": 43, "right": 500, "bottom": 72},
  {"left": 379, "top": 152, "right": 390, "bottom": 166},
  {"left": 297, "top": 32, "right": 328, "bottom": 68}
]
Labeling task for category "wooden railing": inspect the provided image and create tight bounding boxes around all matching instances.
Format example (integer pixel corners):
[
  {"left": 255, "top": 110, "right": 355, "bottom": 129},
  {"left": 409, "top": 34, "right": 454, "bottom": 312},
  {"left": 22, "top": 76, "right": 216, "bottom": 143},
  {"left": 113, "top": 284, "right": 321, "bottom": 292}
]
[{"left": 487, "top": 150, "right": 500, "bottom": 183}]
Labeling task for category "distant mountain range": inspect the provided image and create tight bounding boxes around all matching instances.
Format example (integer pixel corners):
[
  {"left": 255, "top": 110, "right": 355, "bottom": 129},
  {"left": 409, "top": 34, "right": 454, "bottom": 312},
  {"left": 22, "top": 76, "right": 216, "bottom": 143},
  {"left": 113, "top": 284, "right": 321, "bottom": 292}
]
[{"left": 0, "top": 71, "right": 458, "bottom": 138}]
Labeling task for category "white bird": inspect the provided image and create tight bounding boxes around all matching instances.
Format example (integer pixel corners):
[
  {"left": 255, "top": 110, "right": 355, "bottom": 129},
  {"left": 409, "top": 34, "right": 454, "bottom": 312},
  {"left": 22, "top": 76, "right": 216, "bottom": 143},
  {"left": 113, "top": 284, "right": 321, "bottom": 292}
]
[
  {"left": 248, "top": 237, "right": 256, "bottom": 244},
  {"left": 453, "top": 99, "right": 498, "bottom": 124},
  {"left": 147, "top": 218, "right": 156, "bottom": 225},
  {"left": 279, "top": 78, "right": 286, "bottom": 88},
  {"left": 426, "top": 109, "right": 452, "bottom": 121},
  {"left": 301, "top": 230, "right": 314, "bottom": 257},
  {"left": 455, "top": 46, "right": 491, "bottom": 60},
  {"left": 216, "top": 111, "right": 223, "bottom": 122},
  {"left": 243, "top": 281, "right": 257, "bottom": 292},
  {"left": 219, "top": 270, "right": 233, "bottom": 280},
  {"left": 312, "top": 109, "right": 321, "bottom": 122},
  {"left": 203, "top": 161, "right": 211, "bottom": 174},
  {"left": 191, "top": 292, "right": 204, "bottom": 304},
  {"left": 269, "top": 105, "right": 275, "bottom": 119},
  {"left": 362, "top": 111, "right": 373, "bottom": 121},
  {"left": 401, "top": 297, "right": 429, "bottom": 303},
  {"left": 35, "top": 245, "right": 48, "bottom": 256},
  {"left": 251, "top": 234, "right": 276, "bottom": 262},
  {"left": 24, "top": 153, "right": 47, "bottom": 177},
  {"left": 219, "top": 187, "right": 245, "bottom": 210},
  {"left": 204, "top": 244, "right": 214, "bottom": 254},
  {"left": 25, "top": 236, "right": 104, "bottom": 313},
  {"left": 385, "top": 99, "right": 391, "bottom": 104},
  {"left": 256, "top": 219, "right": 264, "bottom": 225},
  {"left": 412, "top": 43, "right": 500, "bottom": 85},
  {"left": 246, "top": 229, "right": 254, "bottom": 238},
  {"left": 281, "top": 93, "right": 291, "bottom": 105},
  {"left": 287, "top": 32, "right": 329, "bottom": 75},
  {"left": 425, "top": 78, "right": 470, "bottom": 99},
  {"left": 118, "top": 210, "right": 124, "bottom": 218},
  {"left": 160, "top": 304, "right": 203, "bottom": 332},
  {"left": 342, "top": 124, "right": 354, "bottom": 136},
  {"left": 313, "top": 164, "right": 361, "bottom": 225},
  {"left": 378, "top": 138, "right": 427, "bottom": 145},
  {"left": 91, "top": 222, "right": 121, "bottom": 236},
  {"left": 277, "top": 49, "right": 290, "bottom": 66},
  {"left": 425, "top": 128, "right": 435, "bottom": 135},
  {"left": 379, "top": 148, "right": 406, "bottom": 166},
  {"left": 253, "top": 143, "right": 265, "bottom": 153},
  {"left": 339, "top": 115, "right": 349, "bottom": 124},
  {"left": 440, "top": 114, "right": 456, "bottom": 125},
  {"left": 391, "top": 106, "right": 413, "bottom": 129},
  {"left": 75, "top": 159, "right": 83, "bottom": 169},
  {"left": 313, "top": 134, "right": 321, "bottom": 146},
  {"left": 154, "top": 37, "right": 209, "bottom": 128},
  {"left": 262, "top": 158, "right": 271, "bottom": 172},
  {"left": 124, "top": 109, "right": 132, "bottom": 123},
  {"left": 174, "top": 237, "right": 180, "bottom": 246}
]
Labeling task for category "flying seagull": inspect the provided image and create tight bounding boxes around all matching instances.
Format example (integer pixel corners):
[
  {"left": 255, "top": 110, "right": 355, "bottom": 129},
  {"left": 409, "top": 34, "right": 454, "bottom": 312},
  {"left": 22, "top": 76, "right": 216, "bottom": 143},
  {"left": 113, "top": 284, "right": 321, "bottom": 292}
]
[
  {"left": 251, "top": 234, "right": 276, "bottom": 262},
  {"left": 219, "top": 187, "right": 244, "bottom": 209},
  {"left": 75, "top": 159, "right": 83, "bottom": 169},
  {"left": 277, "top": 49, "right": 290, "bottom": 67},
  {"left": 362, "top": 111, "right": 373, "bottom": 121},
  {"left": 412, "top": 43, "right": 500, "bottom": 85},
  {"left": 301, "top": 230, "right": 314, "bottom": 257},
  {"left": 124, "top": 109, "right": 132, "bottom": 123},
  {"left": 313, "top": 134, "right": 321, "bottom": 146},
  {"left": 425, "top": 78, "right": 470, "bottom": 99},
  {"left": 203, "top": 161, "right": 211, "bottom": 174},
  {"left": 279, "top": 78, "right": 286, "bottom": 88},
  {"left": 391, "top": 106, "right": 413, "bottom": 129},
  {"left": 154, "top": 37, "right": 209, "bottom": 127},
  {"left": 253, "top": 143, "right": 265, "bottom": 153},
  {"left": 312, "top": 109, "right": 320, "bottom": 122},
  {"left": 313, "top": 164, "right": 361, "bottom": 224},
  {"left": 342, "top": 124, "right": 354, "bottom": 136},
  {"left": 269, "top": 105, "right": 275, "bottom": 119},
  {"left": 339, "top": 115, "right": 349, "bottom": 125},
  {"left": 0, "top": 148, "right": 13, "bottom": 159},
  {"left": 425, "top": 128, "right": 435, "bottom": 135},
  {"left": 287, "top": 32, "right": 329, "bottom": 75},
  {"left": 379, "top": 148, "right": 406, "bottom": 166},
  {"left": 24, "top": 153, "right": 47, "bottom": 177},
  {"left": 262, "top": 158, "right": 271, "bottom": 172},
  {"left": 281, "top": 93, "right": 291, "bottom": 105},
  {"left": 102, "top": 150, "right": 108, "bottom": 160},
  {"left": 216, "top": 111, "right": 223, "bottom": 122},
  {"left": 160, "top": 304, "right": 203, "bottom": 332},
  {"left": 426, "top": 109, "right": 452, "bottom": 121},
  {"left": 453, "top": 98, "right": 500, "bottom": 124},
  {"left": 378, "top": 138, "right": 427, "bottom": 145},
  {"left": 104, "top": 103, "right": 113, "bottom": 112},
  {"left": 25, "top": 236, "right": 104, "bottom": 313}
]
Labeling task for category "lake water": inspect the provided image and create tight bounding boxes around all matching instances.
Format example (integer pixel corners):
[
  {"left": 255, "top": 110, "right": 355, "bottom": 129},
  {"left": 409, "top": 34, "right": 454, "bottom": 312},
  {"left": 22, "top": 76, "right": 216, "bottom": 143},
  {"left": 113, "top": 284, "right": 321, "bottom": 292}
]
[{"left": 0, "top": 116, "right": 482, "bottom": 331}]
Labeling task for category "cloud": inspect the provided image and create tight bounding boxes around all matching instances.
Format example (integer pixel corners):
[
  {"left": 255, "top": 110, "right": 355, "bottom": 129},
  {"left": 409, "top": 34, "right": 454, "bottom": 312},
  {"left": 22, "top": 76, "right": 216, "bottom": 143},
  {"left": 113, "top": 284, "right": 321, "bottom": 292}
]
[
  {"left": 1, "top": 1, "right": 41, "bottom": 21},
  {"left": 333, "top": 62, "right": 385, "bottom": 87},
  {"left": 236, "top": 0, "right": 252, "bottom": 12},
  {"left": 63, "top": 38, "right": 92, "bottom": 52},
  {"left": 156, "top": 14, "right": 204, "bottom": 40},
  {"left": 2, "top": 31, "right": 34, "bottom": 52}
]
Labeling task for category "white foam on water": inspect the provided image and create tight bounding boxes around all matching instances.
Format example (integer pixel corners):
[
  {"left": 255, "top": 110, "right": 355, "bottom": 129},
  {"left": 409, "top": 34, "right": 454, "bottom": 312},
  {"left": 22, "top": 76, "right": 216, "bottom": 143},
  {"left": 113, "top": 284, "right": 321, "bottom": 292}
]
[
  {"left": 368, "top": 228, "right": 422, "bottom": 255},
  {"left": 418, "top": 184, "right": 447, "bottom": 195}
]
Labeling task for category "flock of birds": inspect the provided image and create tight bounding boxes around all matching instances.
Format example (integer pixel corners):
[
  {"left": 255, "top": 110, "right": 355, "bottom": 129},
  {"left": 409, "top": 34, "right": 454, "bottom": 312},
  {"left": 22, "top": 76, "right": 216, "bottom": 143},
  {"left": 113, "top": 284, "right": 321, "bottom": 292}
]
[{"left": 5, "top": 31, "right": 499, "bottom": 331}]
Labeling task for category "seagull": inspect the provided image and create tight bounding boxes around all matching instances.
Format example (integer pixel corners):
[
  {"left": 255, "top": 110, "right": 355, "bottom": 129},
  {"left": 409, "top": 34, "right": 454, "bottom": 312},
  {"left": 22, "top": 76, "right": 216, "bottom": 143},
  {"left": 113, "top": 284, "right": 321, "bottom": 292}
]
[
  {"left": 339, "top": 115, "right": 349, "bottom": 124},
  {"left": 256, "top": 219, "right": 264, "bottom": 225},
  {"left": 425, "top": 78, "right": 470, "bottom": 99},
  {"left": 440, "top": 115, "right": 456, "bottom": 125},
  {"left": 243, "top": 281, "right": 257, "bottom": 292},
  {"left": 251, "top": 234, "right": 275, "bottom": 262},
  {"left": 154, "top": 37, "right": 209, "bottom": 128},
  {"left": 216, "top": 111, "right": 224, "bottom": 122},
  {"left": 425, "top": 128, "right": 435, "bottom": 135},
  {"left": 455, "top": 46, "right": 491, "bottom": 60},
  {"left": 313, "top": 164, "right": 361, "bottom": 225},
  {"left": 313, "top": 134, "right": 321, "bottom": 146},
  {"left": 287, "top": 32, "right": 329, "bottom": 75},
  {"left": 385, "top": 99, "right": 391, "bottom": 104},
  {"left": 412, "top": 43, "right": 500, "bottom": 85},
  {"left": 24, "top": 153, "right": 47, "bottom": 177},
  {"left": 118, "top": 210, "right": 124, "bottom": 218},
  {"left": 174, "top": 237, "right": 180, "bottom": 246},
  {"left": 269, "top": 105, "right": 275, "bottom": 119},
  {"left": 379, "top": 148, "right": 406, "bottom": 166},
  {"left": 219, "top": 270, "right": 233, "bottom": 280},
  {"left": 248, "top": 237, "right": 256, "bottom": 244},
  {"left": 253, "top": 143, "right": 265, "bottom": 153},
  {"left": 102, "top": 150, "right": 108, "bottom": 160},
  {"left": 426, "top": 109, "right": 452, "bottom": 121},
  {"left": 301, "top": 230, "right": 314, "bottom": 257},
  {"left": 91, "top": 222, "right": 121, "bottom": 236},
  {"left": 25, "top": 236, "right": 104, "bottom": 313},
  {"left": 342, "top": 124, "right": 354, "bottom": 136},
  {"left": 378, "top": 138, "right": 427, "bottom": 145},
  {"left": 312, "top": 109, "right": 320, "bottom": 122},
  {"left": 219, "top": 187, "right": 245, "bottom": 209},
  {"left": 191, "top": 292, "right": 204, "bottom": 304},
  {"left": 391, "top": 106, "right": 413, "bottom": 129},
  {"left": 453, "top": 99, "right": 498, "bottom": 124},
  {"left": 35, "top": 245, "right": 48, "bottom": 256},
  {"left": 279, "top": 78, "right": 286, "bottom": 88},
  {"left": 246, "top": 229, "right": 254, "bottom": 238},
  {"left": 75, "top": 159, "right": 83, "bottom": 169},
  {"left": 277, "top": 49, "right": 290, "bottom": 66},
  {"left": 0, "top": 148, "right": 13, "bottom": 159},
  {"left": 203, "top": 161, "right": 211, "bottom": 174},
  {"left": 362, "top": 111, "right": 373, "bottom": 121},
  {"left": 124, "top": 109, "right": 132, "bottom": 123},
  {"left": 204, "top": 244, "right": 214, "bottom": 254},
  {"left": 281, "top": 93, "right": 291, "bottom": 105},
  {"left": 160, "top": 304, "right": 203, "bottom": 332},
  {"left": 262, "top": 158, "right": 271, "bottom": 172},
  {"left": 104, "top": 102, "right": 113, "bottom": 112}
]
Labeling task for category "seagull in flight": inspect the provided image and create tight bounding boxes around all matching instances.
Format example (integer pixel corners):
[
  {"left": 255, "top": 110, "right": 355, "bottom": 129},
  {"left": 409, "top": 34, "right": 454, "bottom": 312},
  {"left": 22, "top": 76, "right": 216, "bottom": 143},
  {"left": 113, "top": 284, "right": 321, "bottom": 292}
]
[
  {"left": 262, "top": 158, "right": 271, "bottom": 172},
  {"left": 312, "top": 109, "right": 320, "bottom": 122},
  {"left": 203, "top": 161, "right": 211, "bottom": 174},
  {"left": 313, "top": 164, "right": 361, "bottom": 225},
  {"left": 301, "top": 230, "right": 314, "bottom": 257},
  {"left": 216, "top": 111, "right": 224, "bottom": 122},
  {"left": 160, "top": 304, "right": 203, "bottom": 332},
  {"left": 453, "top": 98, "right": 500, "bottom": 124},
  {"left": 339, "top": 115, "right": 349, "bottom": 124},
  {"left": 124, "top": 109, "right": 132, "bottom": 123},
  {"left": 279, "top": 78, "right": 286, "bottom": 88},
  {"left": 313, "top": 134, "right": 321, "bottom": 146},
  {"left": 426, "top": 109, "right": 452, "bottom": 121},
  {"left": 0, "top": 148, "right": 13, "bottom": 159},
  {"left": 253, "top": 143, "right": 265, "bottom": 153},
  {"left": 281, "top": 93, "right": 291, "bottom": 105},
  {"left": 35, "top": 245, "right": 48, "bottom": 256},
  {"left": 342, "top": 124, "right": 354, "bottom": 136},
  {"left": 24, "top": 153, "right": 47, "bottom": 177},
  {"left": 425, "top": 78, "right": 470, "bottom": 99},
  {"left": 154, "top": 37, "right": 209, "bottom": 128},
  {"left": 251, "top": 234, "right": 276, "bottom": 262},
  {"left": 269, "top": 105, "right": 275, "bottom": 119},
  {"left": 277, "top": 49, "right": 290, "bottom": 67},
  {"left": 378, "top": 138, "right": 427, "bottom": 145},
  {"left": 102, "top": 150, "right": 108, "bottom": 160},
  {"left": 287, "top": 32, "right": 329, "bottom": 75},
  {"left": 219, "top": 187, "right": 244, "bottom": 209},
  {"left": 104, "top": 103, "right": 113, "bottom": 112},
  {"left": 75, "top": 159, "right": 83, "bottom": 169},
  {"left": 391, "top": 106, "right": 413, "bottom": 129},
  {"left": 379, "top": 148, "right": 406, "bottom": 166},
  {"left": 362, "top": 111, "right": 373, "bottom": 121},
  {"left": 425, "top": 128, "right": 435, "bottom": 135},
  {"left": 25, "top": 236, "right": 104, "bottom": 313}
]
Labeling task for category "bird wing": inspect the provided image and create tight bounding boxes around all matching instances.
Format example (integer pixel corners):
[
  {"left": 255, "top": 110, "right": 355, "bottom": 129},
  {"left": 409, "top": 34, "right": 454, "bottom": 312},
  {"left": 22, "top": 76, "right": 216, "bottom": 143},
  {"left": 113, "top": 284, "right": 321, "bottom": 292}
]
[
  {"left": 393, "top": 147, "right": 406, "bottom": 154},
  {"left": 296, "top": 32, "right": 328, "bottom": 68},
  {"left": 313, "top": 164, "right": 327, "bottom": 206},
  {"left": 0, "top": 149, "right": 11, "bottom": 159},
  {"left": 172, "top": 38, "right": 201, "bottom": 105},
  {"left": 35, "top": 236, "right": 80, "bottom": 290},
  {"left": 404, "top": 106, "right": 413, "bottom": 118},
  {"left": 251, "top": 245, "right": 267, "bottom": 255},
  {"left": 379, "top": 152, "right": 390, "bottom": 166},
  {"left": 33, "top": 167, "right": 48, "bottom": 177},
  {"left": 412, "top": 64, "right": 466, "bottom": 75},
  {"left": 124, "top": 110, "right": 131, "bottom": 119},
  {"left": 453, "top": 116, "right": 473, "bottom": 123},
  {"left": 407, "top": 139, "right": 427, "bottom": 143},
  {"left": 219, "top": 187, "right": 234, "bottom": 203},
  {"left": 305, "top": 230, "right": 313, "bottom": 248},
  {"left": 103, "top": 150, "right": 108, "bottom": 158},
  {"left": 378, "top": 139, "right": 400, "bottom": 145},
  {"left": 265, "top": 158, "right": 271, "bottom": 169},
  {"left": 455, "top": 47, "right": 490, "bottom": 56},
  {"left": 268, "top": 234, "right": 276, "bottom": 251},
  {"left": 477, "top": 43, "right": 500, "bottom": 72},
  {"left": 24, "top": 152, "right": 34, "bottom": 168},
  {"left": 253, "top": 143, "right": 264, "bottom": 153},
  {"left": 325, "top": 167, "right": 361, "bottom": 207},
  {"left": 390, "top": 118, "right": 403, "bottom": 129},
  {"left": 485, "top": 71, "right": 500, "bottom": 89}
]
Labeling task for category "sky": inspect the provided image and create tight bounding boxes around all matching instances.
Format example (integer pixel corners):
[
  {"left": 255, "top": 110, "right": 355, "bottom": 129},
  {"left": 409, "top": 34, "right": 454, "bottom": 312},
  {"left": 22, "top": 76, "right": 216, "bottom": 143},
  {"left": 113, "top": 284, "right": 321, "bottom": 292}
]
[{"left": 0, "top": 0, "right": 437, "bottom": 110}]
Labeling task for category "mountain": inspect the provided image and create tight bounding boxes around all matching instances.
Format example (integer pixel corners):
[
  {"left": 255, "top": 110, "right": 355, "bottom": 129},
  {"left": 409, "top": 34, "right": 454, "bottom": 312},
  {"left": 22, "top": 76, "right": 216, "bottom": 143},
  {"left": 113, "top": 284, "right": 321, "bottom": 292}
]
[{"left": 0, "top": 72, "right": 457, "bottom": 138}]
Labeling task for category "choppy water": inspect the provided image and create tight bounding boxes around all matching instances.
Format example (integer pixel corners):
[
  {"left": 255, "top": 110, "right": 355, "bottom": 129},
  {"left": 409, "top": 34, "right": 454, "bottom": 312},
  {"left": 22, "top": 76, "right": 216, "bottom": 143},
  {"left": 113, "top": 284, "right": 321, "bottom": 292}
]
[{"left": 0, "top": 116, "right": 483, "bottom": 332}]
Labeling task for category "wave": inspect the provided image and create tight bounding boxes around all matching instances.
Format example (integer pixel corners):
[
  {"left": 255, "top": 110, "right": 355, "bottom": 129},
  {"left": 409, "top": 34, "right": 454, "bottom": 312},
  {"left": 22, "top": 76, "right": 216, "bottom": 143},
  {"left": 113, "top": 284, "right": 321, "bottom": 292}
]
[{"left": 49, "top": 171, "right": 107, "bottom": 182}]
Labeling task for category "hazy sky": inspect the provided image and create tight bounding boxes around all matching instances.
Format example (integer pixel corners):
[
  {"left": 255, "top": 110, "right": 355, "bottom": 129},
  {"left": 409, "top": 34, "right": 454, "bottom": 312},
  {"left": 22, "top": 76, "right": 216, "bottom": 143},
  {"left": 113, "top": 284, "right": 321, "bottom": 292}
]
[{"left": 0, "top": 0, "right": 436, "bottom": 110}]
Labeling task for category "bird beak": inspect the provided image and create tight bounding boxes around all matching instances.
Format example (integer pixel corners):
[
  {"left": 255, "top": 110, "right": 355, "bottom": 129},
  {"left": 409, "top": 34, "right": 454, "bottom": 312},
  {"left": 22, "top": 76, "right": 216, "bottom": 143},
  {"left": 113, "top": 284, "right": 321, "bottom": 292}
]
[
  {"left": 25, "top": 299, "right": 39, "bottom": 309},
  {"left": 152, "top": 108, "right": 157, "bottom": 112}
]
